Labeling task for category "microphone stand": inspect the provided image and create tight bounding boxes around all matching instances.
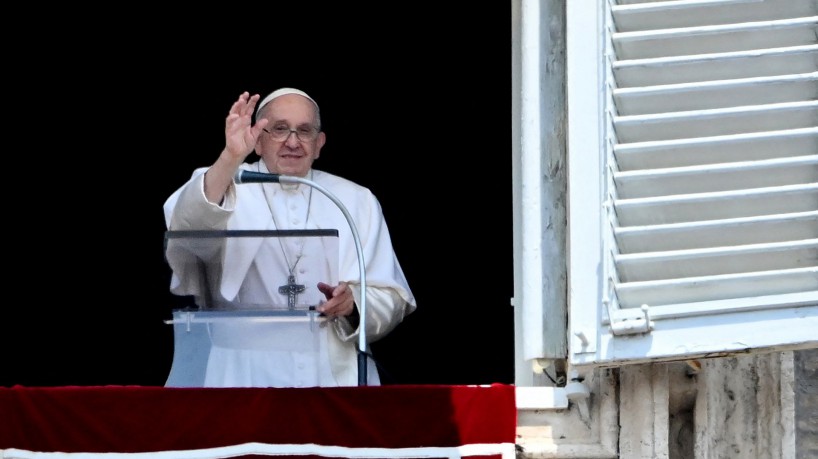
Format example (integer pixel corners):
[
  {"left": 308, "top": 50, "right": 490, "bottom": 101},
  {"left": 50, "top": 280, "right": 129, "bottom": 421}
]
[{"left": 235, "top": 170, "right": 369, "bottom": 386}]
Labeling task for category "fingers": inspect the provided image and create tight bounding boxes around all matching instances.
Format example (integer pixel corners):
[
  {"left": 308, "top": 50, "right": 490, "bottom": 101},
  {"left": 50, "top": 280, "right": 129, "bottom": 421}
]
[
  {"left": 226, "top": 94, "right": 254, "bottom": 132},
  {"left": 224, "top": 92, "right": 265, "bottom": 159},
  {"left": 244, "top": 93, "right": 260, "bottom": 116},
  {"left": 229, "top": 92, "right": 248, "bottom": 116},
  {"left": 317, "top": 282, "right": 334, "bottom": 299},
  {"left": 316, "top": 282, "right": 354, "bottom": 318},
  {"left": 228, "top": 91, "right": 259, "bottom": 124},
  {"left": 229, "top": 92, "right": 261, "bottom": 118}
]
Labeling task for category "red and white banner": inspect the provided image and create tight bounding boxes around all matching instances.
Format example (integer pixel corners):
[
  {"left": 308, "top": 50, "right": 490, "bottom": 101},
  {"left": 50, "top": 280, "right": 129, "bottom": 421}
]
[{"left": 0, "top": 384, "right": 516, "bottom": 459}]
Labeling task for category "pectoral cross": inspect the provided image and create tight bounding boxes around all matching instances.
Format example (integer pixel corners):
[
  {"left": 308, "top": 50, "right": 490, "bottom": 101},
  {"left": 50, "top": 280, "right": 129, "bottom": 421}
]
[{"left": 279, "top": 274, "right": 306, "bottom": 310}]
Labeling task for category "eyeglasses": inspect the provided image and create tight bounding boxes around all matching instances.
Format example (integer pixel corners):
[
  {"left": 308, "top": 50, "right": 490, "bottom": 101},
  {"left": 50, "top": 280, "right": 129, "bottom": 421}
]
[{"left": 262, "top": 124, "right": 320, "bottom": 142}]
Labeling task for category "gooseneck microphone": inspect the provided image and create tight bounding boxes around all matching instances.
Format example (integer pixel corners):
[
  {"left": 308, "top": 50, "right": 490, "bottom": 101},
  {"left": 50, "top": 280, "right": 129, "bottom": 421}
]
[
  {"left": 234, "top": 169, "right": 305, "bottom": 186},
  {"left": 232, "top": 167, "right": 370, "bottom": 386},
  {"left": 234, "top": 169, "right": 281, "bottom": 184}
]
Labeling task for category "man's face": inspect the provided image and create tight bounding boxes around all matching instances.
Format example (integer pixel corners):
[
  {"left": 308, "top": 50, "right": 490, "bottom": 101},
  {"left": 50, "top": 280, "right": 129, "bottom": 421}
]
[{"left": 256, "top": 94, "right": 325, "bottom": 177}]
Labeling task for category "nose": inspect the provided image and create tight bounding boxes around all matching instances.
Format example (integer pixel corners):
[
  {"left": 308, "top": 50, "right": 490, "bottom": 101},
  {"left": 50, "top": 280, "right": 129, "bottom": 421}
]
[{"left": 284, "top": 130, "right": 301, "bottom": 146}]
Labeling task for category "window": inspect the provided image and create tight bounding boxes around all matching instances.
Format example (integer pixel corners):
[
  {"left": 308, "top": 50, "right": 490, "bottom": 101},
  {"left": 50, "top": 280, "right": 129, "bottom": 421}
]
[{"left": 567, "top": 0, "right": 818, "bottom": 370}]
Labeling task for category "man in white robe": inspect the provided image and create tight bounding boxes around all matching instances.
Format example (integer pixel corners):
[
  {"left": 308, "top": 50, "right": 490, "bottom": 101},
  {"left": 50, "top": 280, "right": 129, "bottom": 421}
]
[{"left": 163, "top": 88, "right": 416, "bottom": 387}]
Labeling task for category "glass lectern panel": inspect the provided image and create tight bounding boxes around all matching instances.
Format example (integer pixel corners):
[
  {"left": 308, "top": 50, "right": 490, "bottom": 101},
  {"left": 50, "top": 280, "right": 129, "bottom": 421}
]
[{"left": 163, "top": 229, "right": 339, "bottom": 387}]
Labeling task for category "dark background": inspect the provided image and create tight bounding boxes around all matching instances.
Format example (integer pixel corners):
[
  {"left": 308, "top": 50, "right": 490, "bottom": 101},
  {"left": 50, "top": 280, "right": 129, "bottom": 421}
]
[{"left": 2, "top": 6, "right": 513, "bottom": 387}]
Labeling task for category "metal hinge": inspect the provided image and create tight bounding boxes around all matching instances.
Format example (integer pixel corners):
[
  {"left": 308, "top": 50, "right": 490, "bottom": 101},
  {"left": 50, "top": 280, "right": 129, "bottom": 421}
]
[{"left": 610, "top": 304, "right": 654, "bottom": 336}]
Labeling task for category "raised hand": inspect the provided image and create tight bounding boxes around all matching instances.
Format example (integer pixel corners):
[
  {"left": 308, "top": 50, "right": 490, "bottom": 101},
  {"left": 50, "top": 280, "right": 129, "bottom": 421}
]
[
  {"left": 203, "top": 92, "right": 270, "bottom": 204},
  {"left": 224, "top": 92, "right": 269, "bottom": 162}
]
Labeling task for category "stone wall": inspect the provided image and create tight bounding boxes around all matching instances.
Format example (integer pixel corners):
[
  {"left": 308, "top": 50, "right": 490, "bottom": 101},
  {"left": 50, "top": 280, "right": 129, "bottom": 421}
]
[{"left": 795, "top": 348, "right": 818, "bottom": 459}]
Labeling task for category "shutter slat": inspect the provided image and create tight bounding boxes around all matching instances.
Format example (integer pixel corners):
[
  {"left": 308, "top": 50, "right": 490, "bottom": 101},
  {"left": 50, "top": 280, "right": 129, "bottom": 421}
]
[
  {"left": 614, "top": 128, "right": 818, "bottom": 170},
  {"left": 613, "top": 17, "right": 818, "bottom": 59},
  {"left": 613, "top": 155, "right": 818, "bottom": 198},
  {"left": 613, "top": 100, "right": 818, "bottom": 143},
  {"left": 613, "top": 45, "right": 818, "bottom": 87},
  {"left": 614, "top": 72, "right": 818, "bottom": 115},
  {"left": 613, "top": 0, "right": 816, "bottom": 32},
  {"left": 614, "top": 211, "right": 818, "bottom": 253},
  {"left": 614, "top": 183, "right": 818, "bottom": 226},
  {"left": 614, "top": 239, "right": 818, "bottom": 282},
  {"left": 615, "top": 274, "right": 818, "bottom": 310}
]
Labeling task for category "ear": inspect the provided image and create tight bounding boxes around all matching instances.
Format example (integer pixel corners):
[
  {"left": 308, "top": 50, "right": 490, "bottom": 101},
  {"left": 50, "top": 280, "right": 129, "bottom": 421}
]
[{"left": 315, "top": 131, "right": 327, "bottom": 158}]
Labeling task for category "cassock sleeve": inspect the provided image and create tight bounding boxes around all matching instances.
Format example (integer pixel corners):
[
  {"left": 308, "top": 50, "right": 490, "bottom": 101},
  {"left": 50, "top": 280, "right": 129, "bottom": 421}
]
[
  {"left": 332, "top": 187, "right": 417, "bottom": 344},
  {"left": 163, "top": 168, "right": 237, "bottom": 299},
  {"left": 335, "top": 286, "right": 412, "bottom": 343}
]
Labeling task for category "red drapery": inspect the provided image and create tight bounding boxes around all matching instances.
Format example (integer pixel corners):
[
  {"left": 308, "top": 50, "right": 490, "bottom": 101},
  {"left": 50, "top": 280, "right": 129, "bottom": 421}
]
[{"left": 0, "top": 384, "right": 516, "bottom": 458}]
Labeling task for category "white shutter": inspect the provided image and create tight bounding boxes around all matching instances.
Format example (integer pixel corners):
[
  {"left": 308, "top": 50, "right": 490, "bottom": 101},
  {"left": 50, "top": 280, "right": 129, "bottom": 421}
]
[{"left": 568, "top": 0, "right": 818, "bottom": 369}]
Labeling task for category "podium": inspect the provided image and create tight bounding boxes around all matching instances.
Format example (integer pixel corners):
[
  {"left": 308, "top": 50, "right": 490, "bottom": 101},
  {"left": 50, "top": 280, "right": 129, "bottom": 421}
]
[{"left": 163, "top": 229, "right": 340, "bottom": 387}]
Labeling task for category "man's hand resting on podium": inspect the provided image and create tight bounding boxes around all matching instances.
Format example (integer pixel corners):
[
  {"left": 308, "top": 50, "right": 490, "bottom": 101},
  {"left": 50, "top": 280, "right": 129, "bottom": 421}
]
[{"left": 317, "top": 282, "right": 358, "bottom": 326}]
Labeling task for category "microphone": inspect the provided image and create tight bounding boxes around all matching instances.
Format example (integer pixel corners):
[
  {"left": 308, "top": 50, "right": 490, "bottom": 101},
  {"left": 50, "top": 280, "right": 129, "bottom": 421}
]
[
  {"left": 231, "top": 165, "right": 371, "bottom": 385},
  {"left": 234, "top": 169, "right": 281, "bottom": 184}
]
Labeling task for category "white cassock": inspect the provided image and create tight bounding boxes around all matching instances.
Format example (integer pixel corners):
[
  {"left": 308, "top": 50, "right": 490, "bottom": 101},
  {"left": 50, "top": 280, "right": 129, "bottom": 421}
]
[{"left": 163, "top": 161, "right": 416, "bottom": 387}]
